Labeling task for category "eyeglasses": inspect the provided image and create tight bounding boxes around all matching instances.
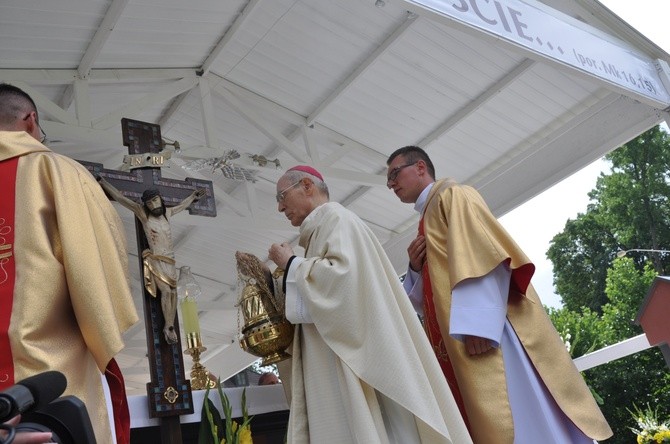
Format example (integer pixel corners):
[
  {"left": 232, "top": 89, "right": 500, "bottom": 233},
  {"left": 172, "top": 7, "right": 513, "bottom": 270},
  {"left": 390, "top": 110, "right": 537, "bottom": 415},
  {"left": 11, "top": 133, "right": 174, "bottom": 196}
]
[
  {"left": 23, "top": 112, "right": 47, "bottom": 144},
  {"left": 386, "top": 162, "right": 417, "bottom": 185},
  {"left": 276, "top": 180, "right": 302, "bottom": 203}
]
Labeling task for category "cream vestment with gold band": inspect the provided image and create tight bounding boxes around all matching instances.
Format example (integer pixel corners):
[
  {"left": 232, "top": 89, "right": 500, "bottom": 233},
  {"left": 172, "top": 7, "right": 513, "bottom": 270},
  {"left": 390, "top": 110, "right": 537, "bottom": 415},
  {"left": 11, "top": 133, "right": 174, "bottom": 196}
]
[{"left": 420, "top": 179, "right": 612, "bottom": 443}]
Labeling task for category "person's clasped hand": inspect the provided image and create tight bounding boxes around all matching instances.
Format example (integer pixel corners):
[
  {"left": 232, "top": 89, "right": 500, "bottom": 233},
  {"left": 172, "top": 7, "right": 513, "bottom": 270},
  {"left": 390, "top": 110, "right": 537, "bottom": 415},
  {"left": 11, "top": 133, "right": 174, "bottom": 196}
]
[
  {"left": 408, "top": 234, "right": 427, "bottom": 272},
  {"left": 269, "top": 242, "right": 295, "bottom": 270},
  {"left": 464, "top": 335, "right": 494, "bottom": 356}
]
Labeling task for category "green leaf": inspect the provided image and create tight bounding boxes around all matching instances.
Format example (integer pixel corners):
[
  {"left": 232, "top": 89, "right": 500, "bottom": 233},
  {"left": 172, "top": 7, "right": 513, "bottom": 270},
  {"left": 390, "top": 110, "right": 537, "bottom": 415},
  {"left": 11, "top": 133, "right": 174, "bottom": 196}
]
[
  {"left": 199, "top": 384, "right": 224, "bottom": 444},
  {"left": 216, "top": 378, "right": 234, "bottom": 444}
]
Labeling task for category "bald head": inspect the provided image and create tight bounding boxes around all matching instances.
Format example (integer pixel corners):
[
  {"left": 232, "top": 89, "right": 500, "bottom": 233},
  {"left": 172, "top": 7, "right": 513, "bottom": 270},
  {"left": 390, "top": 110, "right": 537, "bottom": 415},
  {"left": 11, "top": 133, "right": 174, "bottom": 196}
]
[{"left": 258, "top": 372, "right": 280, "bottom": 385}]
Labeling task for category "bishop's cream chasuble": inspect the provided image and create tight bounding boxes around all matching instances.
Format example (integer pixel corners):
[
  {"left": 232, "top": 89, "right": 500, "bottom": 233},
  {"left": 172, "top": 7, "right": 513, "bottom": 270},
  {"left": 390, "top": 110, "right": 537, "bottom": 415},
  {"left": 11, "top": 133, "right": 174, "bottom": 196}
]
[{"left": 283, "top": 202, "right": 472, "bottom": 444}]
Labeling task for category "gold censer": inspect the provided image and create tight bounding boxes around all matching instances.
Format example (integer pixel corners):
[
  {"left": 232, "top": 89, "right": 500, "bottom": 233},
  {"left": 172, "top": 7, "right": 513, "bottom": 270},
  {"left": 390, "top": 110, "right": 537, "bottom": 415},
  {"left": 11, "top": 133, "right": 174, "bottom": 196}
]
[{"left": 235, "top": 252, "right": 294, "bottom": 365}]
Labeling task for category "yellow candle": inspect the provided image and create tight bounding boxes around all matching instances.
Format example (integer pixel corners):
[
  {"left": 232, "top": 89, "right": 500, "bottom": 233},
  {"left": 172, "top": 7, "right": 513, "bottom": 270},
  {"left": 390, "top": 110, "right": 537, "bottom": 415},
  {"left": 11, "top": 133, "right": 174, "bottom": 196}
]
[{"left": 180, "top": 297, "right": 200, "bottom": 335}]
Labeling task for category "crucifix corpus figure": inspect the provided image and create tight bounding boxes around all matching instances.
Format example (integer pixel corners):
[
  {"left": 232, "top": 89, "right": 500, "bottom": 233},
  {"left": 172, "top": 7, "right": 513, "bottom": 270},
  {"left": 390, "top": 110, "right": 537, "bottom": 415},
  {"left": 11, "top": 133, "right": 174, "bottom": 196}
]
[{"left": 98, "top": 176, "right": 206, "bottom": 344}]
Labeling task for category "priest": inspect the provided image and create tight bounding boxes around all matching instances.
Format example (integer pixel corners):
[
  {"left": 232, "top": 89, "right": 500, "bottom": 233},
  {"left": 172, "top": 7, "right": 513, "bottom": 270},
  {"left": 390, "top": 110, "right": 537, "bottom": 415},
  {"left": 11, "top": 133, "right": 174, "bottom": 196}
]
[
  {"left": 268, "top": 165, "right": 472, "bottom": 443},
  {"left": 386, "top": 145, "right": 613, "bottom": 443},
  {"left": 0, "top": 83, "right": 139, "bottom": 444}
]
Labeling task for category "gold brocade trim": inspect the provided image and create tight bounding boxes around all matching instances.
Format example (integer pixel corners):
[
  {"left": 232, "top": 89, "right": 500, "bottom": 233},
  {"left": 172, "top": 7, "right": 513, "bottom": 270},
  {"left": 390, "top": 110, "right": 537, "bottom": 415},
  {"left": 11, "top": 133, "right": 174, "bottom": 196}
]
[
  {"left": 0, "top": 231, "right": 12, "bottom": 284},
  {"left": 419, "top": 235, "right": 451, "bottom": 365},
  {"left": 433, "top": 340, "right": 450, "bottom": 362},
  {"left": 422, "top": 295, "right": 450, "bottom": 363}
]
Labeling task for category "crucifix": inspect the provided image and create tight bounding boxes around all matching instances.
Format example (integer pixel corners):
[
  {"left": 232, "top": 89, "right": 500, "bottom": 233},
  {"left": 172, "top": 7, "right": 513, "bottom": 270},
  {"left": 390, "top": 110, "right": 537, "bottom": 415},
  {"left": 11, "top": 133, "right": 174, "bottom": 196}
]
[{"left": 80, "top": 118, "right": 216, "bottom": 443}]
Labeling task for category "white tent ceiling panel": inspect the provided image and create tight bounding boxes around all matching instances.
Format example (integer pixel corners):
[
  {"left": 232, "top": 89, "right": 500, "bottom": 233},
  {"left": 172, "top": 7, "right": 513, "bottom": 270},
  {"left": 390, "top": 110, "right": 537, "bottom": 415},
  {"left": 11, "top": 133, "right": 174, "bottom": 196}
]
[{"left": 476, "top": 96, "right": 664, "bottom": 214}]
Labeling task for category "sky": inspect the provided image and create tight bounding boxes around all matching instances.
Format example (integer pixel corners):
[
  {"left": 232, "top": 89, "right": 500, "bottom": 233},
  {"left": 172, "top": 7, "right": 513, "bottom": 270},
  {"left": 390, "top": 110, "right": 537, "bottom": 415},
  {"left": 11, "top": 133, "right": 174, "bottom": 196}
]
[{"left": 498, "top": 0, "right": 670, "bottom": 309}]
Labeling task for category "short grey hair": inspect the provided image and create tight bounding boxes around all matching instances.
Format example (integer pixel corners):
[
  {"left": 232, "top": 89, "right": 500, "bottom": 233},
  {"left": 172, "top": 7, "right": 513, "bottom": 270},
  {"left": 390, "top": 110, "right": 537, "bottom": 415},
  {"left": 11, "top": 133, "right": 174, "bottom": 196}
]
[{"left": 282, "top": 169, "right": 329, "bottom": 199}]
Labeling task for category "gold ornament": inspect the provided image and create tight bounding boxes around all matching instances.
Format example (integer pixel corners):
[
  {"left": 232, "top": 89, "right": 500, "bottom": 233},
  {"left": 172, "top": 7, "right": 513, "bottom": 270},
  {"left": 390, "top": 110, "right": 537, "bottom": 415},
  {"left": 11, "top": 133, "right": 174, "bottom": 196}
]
[{"left": 235, "top": 251, "right": 293, "bottom": 365}]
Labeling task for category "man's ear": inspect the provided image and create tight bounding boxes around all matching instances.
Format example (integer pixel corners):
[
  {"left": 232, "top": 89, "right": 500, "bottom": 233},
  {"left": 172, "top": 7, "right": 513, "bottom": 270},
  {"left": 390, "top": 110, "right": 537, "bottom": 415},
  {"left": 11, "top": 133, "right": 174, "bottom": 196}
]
[
  {"left": 302, "top": 178, "right": 313, "bottom": 195},
  {"left": 416, "top": 159, "right": 426, "bottom": 175},
  {"left": 19, "top": 111, "right": 37, "bottom": 134}
]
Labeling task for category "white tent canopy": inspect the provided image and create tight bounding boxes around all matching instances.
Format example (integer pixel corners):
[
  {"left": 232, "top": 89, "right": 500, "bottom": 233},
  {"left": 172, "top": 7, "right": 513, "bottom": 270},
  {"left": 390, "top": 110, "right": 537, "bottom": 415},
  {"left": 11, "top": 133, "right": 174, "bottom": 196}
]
[{"left": 1, "top": 0, "right": 669, "bottom": 394}]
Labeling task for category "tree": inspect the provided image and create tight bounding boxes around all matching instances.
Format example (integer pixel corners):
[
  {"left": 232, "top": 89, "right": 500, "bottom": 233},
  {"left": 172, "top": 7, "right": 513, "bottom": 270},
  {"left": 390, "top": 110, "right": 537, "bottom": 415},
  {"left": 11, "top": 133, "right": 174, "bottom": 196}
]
[
  {"left": 549, "top": 258, "right": 670, "bottom": 443},
  {"left": 600, "top": 258, "right": 656, "bottom": 342},
  {"left": 548, "top": 210, "right": 617, "bottom": 312},
  {"left": 548, "top": 125, "right": 670, "bottom": 312},
  {"left": 546, "top": 125, "right": 670, "bottom": 442},
  {"left": 581, "top": 259, "right": 669, "bottom": 443},
  {"left": 594, "top": 126, "right": 670, "bottom": 275},
  {"left": 547, "top": 304, "right": 603, "bottom": 359}
]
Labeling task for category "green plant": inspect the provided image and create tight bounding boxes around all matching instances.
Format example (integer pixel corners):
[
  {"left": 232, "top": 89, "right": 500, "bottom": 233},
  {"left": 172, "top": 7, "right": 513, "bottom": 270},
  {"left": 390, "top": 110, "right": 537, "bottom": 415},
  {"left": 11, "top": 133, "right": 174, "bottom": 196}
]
[{"left": 199, "top": 379, "right": 253, "bottom": 444}]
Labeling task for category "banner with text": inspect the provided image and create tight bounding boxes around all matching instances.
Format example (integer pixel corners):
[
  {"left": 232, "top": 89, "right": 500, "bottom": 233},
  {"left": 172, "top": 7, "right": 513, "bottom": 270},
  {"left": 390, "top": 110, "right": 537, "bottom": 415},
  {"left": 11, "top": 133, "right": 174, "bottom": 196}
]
[{"left": 407, "top": 0, "right": 670, "bottom": 105}]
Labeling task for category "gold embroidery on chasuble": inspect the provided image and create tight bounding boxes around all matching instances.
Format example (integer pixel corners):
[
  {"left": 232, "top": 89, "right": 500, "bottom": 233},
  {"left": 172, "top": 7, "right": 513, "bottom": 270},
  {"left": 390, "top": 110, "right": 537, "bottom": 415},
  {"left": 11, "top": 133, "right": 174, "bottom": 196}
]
[
  {"left": 0, "top": 220, "right": 12, "bottom": 283},
  {"left": 0, "top": 220, "right": 12, "bottom": 384}
]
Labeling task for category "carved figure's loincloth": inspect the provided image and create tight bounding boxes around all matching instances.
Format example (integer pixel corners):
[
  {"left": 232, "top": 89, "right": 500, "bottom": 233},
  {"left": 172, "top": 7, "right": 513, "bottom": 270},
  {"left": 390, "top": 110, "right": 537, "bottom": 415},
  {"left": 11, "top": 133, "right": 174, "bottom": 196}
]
[{"left": 142, "top": 249, "right": 177, "bottom": 297}]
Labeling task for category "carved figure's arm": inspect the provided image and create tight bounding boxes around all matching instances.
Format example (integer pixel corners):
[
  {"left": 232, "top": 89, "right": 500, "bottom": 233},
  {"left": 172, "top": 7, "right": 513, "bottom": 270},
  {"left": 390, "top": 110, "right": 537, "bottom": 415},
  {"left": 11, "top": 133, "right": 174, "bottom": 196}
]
[
  {"left": 167, "top": 188, "right": 206, "bottom": 216},
  {"left": 97, "top": 176, "right": 144, "bottom": 219}
]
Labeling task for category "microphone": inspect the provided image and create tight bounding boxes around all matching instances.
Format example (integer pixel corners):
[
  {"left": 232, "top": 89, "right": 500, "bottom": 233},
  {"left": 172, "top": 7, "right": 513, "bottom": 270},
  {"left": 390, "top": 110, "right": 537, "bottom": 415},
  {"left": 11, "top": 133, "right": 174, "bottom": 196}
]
[{"left": 0, "top": 371, "right": 67, "bottom": 422}]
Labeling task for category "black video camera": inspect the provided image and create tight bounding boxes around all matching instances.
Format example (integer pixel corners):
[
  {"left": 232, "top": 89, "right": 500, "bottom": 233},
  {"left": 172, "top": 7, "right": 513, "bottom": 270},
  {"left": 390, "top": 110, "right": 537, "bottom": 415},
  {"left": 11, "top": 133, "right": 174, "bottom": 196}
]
[{"left": 0, "top": 371, "right": 97, "bottom": 444}]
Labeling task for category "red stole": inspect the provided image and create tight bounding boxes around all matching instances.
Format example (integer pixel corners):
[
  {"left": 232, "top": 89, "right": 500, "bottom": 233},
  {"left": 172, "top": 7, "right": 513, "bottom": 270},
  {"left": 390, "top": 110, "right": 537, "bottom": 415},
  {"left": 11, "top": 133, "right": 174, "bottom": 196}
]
[
  {"left": 105, "top": 358, "right": 131, "bottom": 444},
  {"left": 418, "top": 216, "right": 471, "bottom": 430},
  {"left": 0, "top": 157, "right": 18, "bottom": 389}
]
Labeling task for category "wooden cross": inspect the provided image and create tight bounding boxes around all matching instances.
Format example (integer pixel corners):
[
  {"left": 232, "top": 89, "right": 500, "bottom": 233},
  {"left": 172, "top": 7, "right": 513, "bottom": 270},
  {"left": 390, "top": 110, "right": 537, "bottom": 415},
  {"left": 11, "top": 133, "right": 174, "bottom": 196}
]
[{"left": 80, "top": 118, "right": 216, "bottom": 443}]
